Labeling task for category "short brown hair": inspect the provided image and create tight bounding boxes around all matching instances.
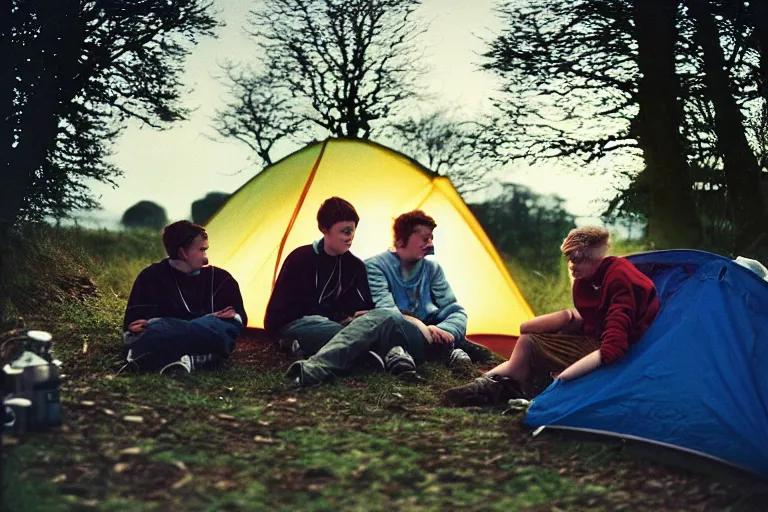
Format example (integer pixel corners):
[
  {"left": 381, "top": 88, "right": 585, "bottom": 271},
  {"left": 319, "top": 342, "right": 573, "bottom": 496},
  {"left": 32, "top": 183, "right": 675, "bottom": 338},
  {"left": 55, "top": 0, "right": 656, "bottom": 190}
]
[
  {"left": 393, "top": 210, "right": 437, "bottom": 246},
  {"left": 317, "top": 197, "right": 359, "bottom": 231},
  {"left": 560, "top": 226, "right": 610, "bottom": 260},
  {"left": 162, "top": 220, "right": 208, "bottom": 259}
]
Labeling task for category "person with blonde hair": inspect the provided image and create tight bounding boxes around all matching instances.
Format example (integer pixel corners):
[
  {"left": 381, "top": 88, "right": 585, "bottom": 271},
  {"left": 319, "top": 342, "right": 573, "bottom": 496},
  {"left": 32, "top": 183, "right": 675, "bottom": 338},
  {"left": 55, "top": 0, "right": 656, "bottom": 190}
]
[{"left": 443, "top": 226, "right": 660, "bottom": 407}]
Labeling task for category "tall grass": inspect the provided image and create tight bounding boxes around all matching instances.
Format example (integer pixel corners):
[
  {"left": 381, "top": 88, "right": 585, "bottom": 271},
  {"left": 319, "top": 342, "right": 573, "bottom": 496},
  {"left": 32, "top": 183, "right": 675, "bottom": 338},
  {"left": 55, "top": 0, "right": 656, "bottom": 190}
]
[
  {"left": 1, "top": 225, "right": 164, "bottom": 368},
  {"left": 506, "top": 258, "right": 573, "bottom": 315},
  {"left": 55, "top": 226, "right": 166, "bottom": 297},
  {"left": 2, "top": 225, "right": 164, "bottom": 323}
]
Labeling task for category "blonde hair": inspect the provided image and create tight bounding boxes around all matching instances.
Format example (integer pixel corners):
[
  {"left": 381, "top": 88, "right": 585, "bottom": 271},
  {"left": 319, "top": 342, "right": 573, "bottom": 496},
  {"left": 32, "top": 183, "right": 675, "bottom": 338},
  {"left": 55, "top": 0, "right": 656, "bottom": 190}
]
[{"left": 560, "top": 226, "right": 611, "bottom": 260}]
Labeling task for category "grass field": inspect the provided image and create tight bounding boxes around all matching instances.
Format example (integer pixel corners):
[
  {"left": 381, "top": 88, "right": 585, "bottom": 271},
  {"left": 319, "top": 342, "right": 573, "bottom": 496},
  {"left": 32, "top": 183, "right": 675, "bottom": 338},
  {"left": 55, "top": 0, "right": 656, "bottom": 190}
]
[{"left": 1, "top": 226, "right": 765, "bottom": 511}]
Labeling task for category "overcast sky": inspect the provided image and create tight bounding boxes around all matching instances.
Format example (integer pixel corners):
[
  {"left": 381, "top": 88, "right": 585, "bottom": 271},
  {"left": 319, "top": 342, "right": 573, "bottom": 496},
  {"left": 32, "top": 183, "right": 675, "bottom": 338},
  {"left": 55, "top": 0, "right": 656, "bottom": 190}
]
[{"left": 83, "top": 0, "right": 620, "bottom": 228}]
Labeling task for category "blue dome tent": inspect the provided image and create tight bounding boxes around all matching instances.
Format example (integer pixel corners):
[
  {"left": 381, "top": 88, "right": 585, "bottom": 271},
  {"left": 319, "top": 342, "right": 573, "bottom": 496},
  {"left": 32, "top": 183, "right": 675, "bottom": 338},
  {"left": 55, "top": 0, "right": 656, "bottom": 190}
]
[{"left": 524, "top": 250, "right": 768, "bottom": 477}]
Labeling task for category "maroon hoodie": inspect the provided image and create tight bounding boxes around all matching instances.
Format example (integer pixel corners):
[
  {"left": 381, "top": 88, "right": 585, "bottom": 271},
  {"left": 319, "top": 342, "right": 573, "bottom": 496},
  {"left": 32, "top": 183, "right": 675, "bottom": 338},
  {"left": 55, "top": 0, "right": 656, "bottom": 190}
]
[{"left": 572, "top": 256, "right": 660, "bottom": 364}]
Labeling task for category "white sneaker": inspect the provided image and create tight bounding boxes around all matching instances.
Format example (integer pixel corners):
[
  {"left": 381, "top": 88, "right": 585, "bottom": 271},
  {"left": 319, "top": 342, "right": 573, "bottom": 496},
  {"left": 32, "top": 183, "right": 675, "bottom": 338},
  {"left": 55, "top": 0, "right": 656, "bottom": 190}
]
[
  {"left": 384, "top": 346, "right": 416, "bottom": 375},
  {"left": 116, "top": 349, "right": 141, "bottom": 375},
  {"left": 160, "top": 355, "right": 194, "bottom": 376},
  {"left": 449, "top": 348, "right": 472, "bottom": 368}
]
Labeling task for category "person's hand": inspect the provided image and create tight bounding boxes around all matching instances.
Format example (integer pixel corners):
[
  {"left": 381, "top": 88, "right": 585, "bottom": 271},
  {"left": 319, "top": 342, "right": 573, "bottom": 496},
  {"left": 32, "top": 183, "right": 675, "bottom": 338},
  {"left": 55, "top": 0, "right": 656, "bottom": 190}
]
[
  {"left": 128, "top": 319, "right": 149, "bottom": 333},
  {"left": 426, "top": 325, "right": 454, "bottom": 345},
  {"left": 212, "top": 306, "right": 237, "bottom": 320},
  {"left": 340, "top": 310, "right": 369, "bottom": 326},
  {"left": 403, "top": 315, "right": 433, "bottom": 344}
]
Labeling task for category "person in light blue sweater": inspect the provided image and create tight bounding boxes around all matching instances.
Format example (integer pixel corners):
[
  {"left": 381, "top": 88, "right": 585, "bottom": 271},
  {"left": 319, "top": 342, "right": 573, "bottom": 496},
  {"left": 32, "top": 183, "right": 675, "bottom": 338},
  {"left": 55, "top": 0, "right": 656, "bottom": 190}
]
[{"left": 366, "top": 210, "right": 489, "bottom": 366}]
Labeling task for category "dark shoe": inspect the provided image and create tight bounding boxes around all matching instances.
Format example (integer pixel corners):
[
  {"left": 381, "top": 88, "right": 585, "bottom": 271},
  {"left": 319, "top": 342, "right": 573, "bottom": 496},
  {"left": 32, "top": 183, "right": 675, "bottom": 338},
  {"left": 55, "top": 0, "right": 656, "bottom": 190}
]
[
  {"left": 116, "top": 349, "right": 142, "bottom": 375},
  {"left": 443, "top": 375, "right": 524, "bottom": 407},
  {"left": 160, "top": 355, "right": 194, "bottom": 376},
  {"left": 384, "top": 346, "right": 416, "bottom": 375},
  {"left": 286, "top": 360, "right": 329, "bottom": 388},
  {"left": 278, "top": 339, "right": 307, "bottom": 360},
  {"left": 356, "top": 351, "right": 385, "bottom": 372},
  {"left": 286, "top": 360, "right": 305, "bottom": 387}
]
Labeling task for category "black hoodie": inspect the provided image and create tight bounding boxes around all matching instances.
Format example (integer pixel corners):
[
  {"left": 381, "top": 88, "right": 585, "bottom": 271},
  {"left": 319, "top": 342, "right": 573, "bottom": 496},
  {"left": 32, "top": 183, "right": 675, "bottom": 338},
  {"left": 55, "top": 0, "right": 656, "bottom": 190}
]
[
  {"left": 264, "top": 240, "right": 375, "bottom": 335},
  {"left": 123, "top": 259, "right": 247, "bottom": 331}
]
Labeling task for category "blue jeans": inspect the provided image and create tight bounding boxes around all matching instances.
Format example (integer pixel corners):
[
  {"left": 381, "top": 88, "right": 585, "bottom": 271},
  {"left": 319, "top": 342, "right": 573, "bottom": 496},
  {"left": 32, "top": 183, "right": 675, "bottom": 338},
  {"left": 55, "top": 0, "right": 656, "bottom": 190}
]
[
  {"left": 283, "top": 309, "right": 427, "bottom": 385},
  {"left": 124, "top": 316, "right": 242, "bottom": 370}
]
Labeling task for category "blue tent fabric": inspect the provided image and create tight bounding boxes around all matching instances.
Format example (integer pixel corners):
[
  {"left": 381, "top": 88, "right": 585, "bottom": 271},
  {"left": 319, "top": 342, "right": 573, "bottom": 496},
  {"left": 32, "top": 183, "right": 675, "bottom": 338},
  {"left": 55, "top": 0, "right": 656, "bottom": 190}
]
[{"left": 524, "top": 250, "right": 768, "bottom": 477}]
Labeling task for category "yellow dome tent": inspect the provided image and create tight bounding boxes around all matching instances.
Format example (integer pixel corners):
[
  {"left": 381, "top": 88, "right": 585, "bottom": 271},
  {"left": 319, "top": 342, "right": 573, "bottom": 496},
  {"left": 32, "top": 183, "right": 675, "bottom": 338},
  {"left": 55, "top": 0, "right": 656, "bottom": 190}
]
[{"left": 205, "top": 138, "right": 534, "bottom": 357}]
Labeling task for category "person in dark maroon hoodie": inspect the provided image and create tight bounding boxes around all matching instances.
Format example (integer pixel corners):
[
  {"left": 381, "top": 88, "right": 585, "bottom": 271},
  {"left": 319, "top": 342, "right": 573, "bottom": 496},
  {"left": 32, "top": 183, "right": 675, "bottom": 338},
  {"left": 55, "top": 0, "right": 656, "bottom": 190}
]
[
  {"left": 119, "top": 221, "right": 247, "bottom": 376},
  {"left": 444, "top": 226, "right": 660, "bottom": 406}
]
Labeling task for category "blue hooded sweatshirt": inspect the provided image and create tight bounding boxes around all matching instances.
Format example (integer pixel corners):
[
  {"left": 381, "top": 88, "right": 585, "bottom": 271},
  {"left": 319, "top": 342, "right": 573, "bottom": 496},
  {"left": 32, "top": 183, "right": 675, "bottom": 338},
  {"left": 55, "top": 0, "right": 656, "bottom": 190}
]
[{"left": 365, "top": 251, "right": 467, "bottom": 341}]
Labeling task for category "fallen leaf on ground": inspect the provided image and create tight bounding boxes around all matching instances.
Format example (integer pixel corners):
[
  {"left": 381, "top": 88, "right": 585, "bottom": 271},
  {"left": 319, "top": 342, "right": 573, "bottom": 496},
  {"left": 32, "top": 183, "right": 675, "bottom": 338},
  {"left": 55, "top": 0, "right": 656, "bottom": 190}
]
[
  {"left": 216, "top": 414, "right": 237, "bottom": 421},
  {"left": 171, "top": 473, "right": 193, "bottom": 490},
  {"left": 80, "top": 400, "right": 95, "bottom": 407},
  {"left": 123, "top": 415, "right": 143, "bottom": 423},
  {"left": 103, "top": 409, "right": 115, "bottom": 416},
  {"left": 51, "top": 474, "right": 67, "bottom": 484},
  {"left": 119, "top": 447, "right": 142, "bottom": 455},
  {"left": 113, "top": 463, "right": 130, "bottom": 473},
  {"left": 285, "top": 397, "right": 297, "bottom": 404},
  {"left": 350, "top": 464, "right": 367, "bottom": 478},
  {"left": 215, "top": 480, "right": 236, "bottom": 490},
  {"left": 174, "top": 461, "right": 189, "bottom": 473},
  {"left": 485, "top": 454, "right": 504, "bottom": 465},
  {"left": 253, "top": 435, "right": 276, "bottom": 444}
]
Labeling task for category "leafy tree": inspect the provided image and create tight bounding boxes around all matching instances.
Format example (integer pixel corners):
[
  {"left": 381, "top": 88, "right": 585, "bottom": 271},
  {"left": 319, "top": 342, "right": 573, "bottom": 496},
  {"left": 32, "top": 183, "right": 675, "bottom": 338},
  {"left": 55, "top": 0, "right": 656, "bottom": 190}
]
[
  {"left": 213, "top": 66, "right": 305, "bottom": 167},
  {"left": 470, "top": 183, "right": 576, "bottom": 273},
  {"left": 1, "top": 0, "right": 217, "bottom": 234},
  {"left": 121, "top": 201, "right": 168, "bottom": 230},
  {"left": 191, "top": 192, "right": 230, "bottom": 225},
  {"left": 387, "top": 110, "right": 494, "bottom": 196},
  {"left": 214, "top": 0, "right": 425, "bottom": 166},
  {"left": 484, "top": 0, "right": 767, "bottom": 254},
  {"left": 687, "top": 0, "right": 767, "bottom": 251}
]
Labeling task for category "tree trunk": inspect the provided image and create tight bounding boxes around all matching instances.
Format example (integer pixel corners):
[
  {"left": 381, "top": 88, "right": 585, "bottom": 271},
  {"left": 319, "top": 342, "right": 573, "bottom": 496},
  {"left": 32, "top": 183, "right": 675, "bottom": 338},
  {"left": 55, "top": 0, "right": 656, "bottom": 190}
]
[
  {"left": 689, "top": 0, "right": 768, "bottom": 252},
  {"left": 632, "top": 0, "right": 701, "bottom": 249}
]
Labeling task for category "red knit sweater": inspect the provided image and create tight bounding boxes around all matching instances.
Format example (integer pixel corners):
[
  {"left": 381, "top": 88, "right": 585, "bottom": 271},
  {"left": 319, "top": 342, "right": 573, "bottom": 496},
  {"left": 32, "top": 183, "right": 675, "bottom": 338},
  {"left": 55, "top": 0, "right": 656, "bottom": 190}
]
[{"left": 573, "top": 256, "right": 660, "bottom": 365}]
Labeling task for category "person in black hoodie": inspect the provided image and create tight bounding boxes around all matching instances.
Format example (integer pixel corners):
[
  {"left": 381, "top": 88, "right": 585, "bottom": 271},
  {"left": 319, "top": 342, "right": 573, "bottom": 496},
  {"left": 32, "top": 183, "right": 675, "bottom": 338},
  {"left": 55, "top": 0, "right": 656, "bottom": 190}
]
[
  {"left": 120, "top": 221, "right": 247, "bottom": 375},
  {"left": 265, "top": 197, "right": 424, "bottom": 387}
]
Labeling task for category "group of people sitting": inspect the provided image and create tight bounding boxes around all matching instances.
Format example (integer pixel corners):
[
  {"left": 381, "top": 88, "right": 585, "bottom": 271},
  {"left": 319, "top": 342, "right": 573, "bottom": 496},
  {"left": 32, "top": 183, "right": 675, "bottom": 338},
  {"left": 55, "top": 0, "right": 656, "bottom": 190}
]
[{"left": 120, "top": 196, "right": 660, "bottom": 407}]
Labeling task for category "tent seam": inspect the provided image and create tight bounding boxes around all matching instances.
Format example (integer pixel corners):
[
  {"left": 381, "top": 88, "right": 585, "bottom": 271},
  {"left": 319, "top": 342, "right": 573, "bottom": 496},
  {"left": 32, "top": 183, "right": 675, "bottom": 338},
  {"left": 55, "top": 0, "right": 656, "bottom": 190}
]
[{"left": 272, "top": 140, "right": 329, "bottom": 289}]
